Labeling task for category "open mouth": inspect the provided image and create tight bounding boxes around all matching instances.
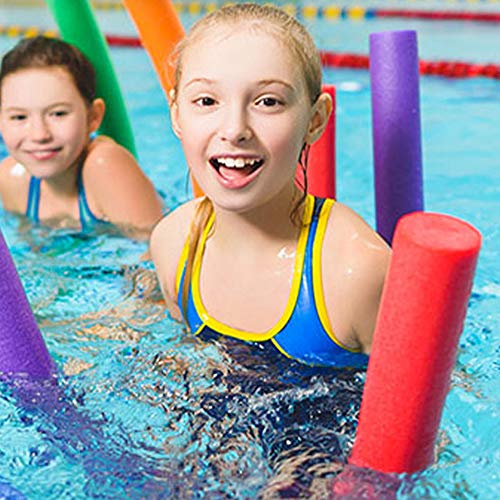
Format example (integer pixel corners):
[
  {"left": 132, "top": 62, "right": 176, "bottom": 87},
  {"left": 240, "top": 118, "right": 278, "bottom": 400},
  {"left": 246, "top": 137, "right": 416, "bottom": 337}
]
[{"left": 209, "top": 156, "right": 264, "bottom": 182}]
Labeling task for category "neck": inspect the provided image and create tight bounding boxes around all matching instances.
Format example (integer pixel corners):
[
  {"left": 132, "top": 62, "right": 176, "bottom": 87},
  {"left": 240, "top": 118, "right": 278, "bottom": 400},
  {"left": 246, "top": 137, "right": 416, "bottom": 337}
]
[
  {"left": 211, "top": 184, "right": 305, "bottom": 250},
  {"left": 42, "top": 156, "right": 82, "bottom": 199}
]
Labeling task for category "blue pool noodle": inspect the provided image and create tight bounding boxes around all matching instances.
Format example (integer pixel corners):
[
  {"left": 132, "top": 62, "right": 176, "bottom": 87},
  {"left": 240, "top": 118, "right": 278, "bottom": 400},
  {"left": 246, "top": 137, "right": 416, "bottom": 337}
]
[
  {"left": 0, "top": 229, "right": 54, "bottom": 379},
  {"left": 370, "top": 30, "right": 424, "bottom": 245}
]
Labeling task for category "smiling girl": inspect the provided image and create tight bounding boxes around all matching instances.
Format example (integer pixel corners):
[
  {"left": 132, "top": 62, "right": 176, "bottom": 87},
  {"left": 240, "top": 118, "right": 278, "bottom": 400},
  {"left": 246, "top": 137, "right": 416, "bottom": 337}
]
[
  {"left": 0, "top": 36, "right": 163, "bottom": 236},
  {"left": 151, "top": 3, "right": 391, "bottom": 367}
]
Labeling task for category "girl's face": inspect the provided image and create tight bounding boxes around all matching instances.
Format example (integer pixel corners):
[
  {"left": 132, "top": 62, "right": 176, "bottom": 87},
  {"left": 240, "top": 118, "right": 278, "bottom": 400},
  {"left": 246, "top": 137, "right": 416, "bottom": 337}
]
[
  {"left": 0, "top": 66, "right": 98, "bottom": 180},
  {"left": 171, "top": 26, "right": 320, "bottom": 214}
]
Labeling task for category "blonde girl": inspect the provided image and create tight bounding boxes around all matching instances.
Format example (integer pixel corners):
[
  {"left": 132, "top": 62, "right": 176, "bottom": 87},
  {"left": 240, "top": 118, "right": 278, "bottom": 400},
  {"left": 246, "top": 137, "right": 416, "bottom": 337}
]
[{"left": 151, "top": 3, "right": 390, "bottom": 367}]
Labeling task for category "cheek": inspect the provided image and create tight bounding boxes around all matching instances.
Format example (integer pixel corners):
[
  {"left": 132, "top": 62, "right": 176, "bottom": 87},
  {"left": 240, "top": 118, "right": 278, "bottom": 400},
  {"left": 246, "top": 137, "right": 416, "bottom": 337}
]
[
  {"left": 0, "top": 125, "right": 21, "bottom": 148},
  {"left": 266, "top": 122, "right": 307, "bottom": 161},
  {"left": 179, "top": 135, "right": 204, "bottom": 171},
  {"left": 62, "top": 117, "right": 88, "bottom": 148},
  {"left": 177, "top": 115, "right": 210, "bottom": 156}
]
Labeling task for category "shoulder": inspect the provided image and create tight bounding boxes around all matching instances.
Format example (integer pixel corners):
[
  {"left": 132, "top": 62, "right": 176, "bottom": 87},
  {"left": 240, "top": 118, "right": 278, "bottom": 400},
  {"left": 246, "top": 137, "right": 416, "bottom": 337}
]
[
  {"left": 323, "top": 201, "right": 391, "bottom": 352},
  {"left": 0, "top": 157, "right": 30, "bottom": 213},
  {"left": 83, "top": 135, "right": 139, "bottom": 177},
  {"left": 150, "top": 198, "right": 201, "bottom": 298},
  {"left": 82, "top": 136, "right": 150, "bottom": 194},
  {"left": 151, "top": 199, "right": 199, "bottom": 251},
  {"left": 0, "top": 156, "right": 17, "bottom": 186},
  {"left": 326, "top": 201, "right": 388, "bottom": 257},
  {"left": 82, "top": 136, "right": 163, "bottom": 231}
]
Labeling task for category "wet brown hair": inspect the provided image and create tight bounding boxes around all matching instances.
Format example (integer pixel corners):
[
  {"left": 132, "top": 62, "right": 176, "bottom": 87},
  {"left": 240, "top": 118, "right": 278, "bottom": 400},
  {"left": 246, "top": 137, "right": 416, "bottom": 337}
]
[
  {"left": 0, "top": 35, "right": 96, "bottom": 106},
  {"left": 171, "top": 3, "right": 323, "bottom": 316}
]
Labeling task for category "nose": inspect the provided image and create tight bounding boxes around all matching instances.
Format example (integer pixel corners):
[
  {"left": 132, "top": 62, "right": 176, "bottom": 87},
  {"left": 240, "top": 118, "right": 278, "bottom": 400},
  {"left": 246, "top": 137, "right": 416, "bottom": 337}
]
[
  {"left": 219, "top": 104, "right": 252, "bottom": 144},
  {"left": 30, "top": 116, "right": 52, "bottom": 142}
]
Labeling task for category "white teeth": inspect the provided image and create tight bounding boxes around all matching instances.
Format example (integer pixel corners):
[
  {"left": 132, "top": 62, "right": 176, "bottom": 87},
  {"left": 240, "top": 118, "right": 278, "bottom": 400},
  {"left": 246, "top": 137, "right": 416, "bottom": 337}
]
[{"left": 217, "top": 157, "right": 258, "bottom": 169}]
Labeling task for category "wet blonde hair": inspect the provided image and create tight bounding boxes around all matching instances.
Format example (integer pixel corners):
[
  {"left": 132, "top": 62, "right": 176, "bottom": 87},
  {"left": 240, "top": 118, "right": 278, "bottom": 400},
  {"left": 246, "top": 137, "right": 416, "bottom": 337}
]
[{"left": 171, "top": 3, "right": 323, "bottom": 315}]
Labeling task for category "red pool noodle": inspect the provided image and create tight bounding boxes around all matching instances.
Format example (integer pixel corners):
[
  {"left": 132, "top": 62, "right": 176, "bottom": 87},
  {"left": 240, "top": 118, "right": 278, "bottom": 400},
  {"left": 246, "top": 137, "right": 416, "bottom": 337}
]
[
  {"left": 296, "top": 84, "right": 336, "bottom": 199},
  {"left": 349, "top": 211, "right": 481, "bottom": 473}
]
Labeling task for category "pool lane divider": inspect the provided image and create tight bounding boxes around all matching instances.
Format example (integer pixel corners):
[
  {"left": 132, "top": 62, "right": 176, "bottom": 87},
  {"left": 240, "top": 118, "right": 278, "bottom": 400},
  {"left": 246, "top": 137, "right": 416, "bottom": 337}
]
[
  {"left": 370, "top": 30, "right": 424, "bottom": 245},
  {"left": 45, "top": 0, "right": 138, "bottom": 157},
  {"left": 2, "top": 27, "right": 498, "bottom": 80},
  {"left": 169, "top": 2, "right": 500, "bottom": 23},
  {"left": 348, "top": 211, "right": 481, "bottom": 474},
  {"left": 0, "top": 230, "right": 55, "bottom": 379},
  {"left": 96, "top": 37, "right": 500, "bottom": 81},
  {"left": 320, "top": 51, "right": 500, "bottom": 80}
]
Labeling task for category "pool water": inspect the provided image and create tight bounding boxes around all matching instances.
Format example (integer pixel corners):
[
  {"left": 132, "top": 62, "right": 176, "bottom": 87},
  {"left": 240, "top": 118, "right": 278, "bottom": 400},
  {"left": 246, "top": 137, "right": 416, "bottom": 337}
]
[{"left": 0, "top": 9, "right": 499, "bottom": 499}]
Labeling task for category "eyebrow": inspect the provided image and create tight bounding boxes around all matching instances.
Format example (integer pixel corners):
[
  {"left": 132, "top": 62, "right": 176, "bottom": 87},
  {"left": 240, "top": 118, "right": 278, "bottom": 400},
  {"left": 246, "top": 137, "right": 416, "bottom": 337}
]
[
  {"left": 256, "top": 79, "right": 295, "bottom": 91},
  {"left": 183, "top": 78, "right": 215, "bottom": 89},
  {"left": 3, "top": 102, "right": 72, "bottom": 112},
  {"left": 183, "top": 78, "right": 296, "bottom": 91}
]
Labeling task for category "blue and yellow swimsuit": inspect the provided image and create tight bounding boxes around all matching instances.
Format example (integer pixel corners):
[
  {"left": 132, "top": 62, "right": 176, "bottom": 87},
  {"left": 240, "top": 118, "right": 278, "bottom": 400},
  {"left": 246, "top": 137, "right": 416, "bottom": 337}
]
[
  {"left": 176, "top": 194, "right": 368, "bottom": 368},
  {"left": 25, "top": 167, "right": 108, "bottom": 230}
]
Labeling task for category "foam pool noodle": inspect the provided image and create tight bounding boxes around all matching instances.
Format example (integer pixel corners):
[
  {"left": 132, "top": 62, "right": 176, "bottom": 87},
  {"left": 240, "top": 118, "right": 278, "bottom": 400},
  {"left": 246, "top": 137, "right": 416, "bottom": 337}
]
[
  {"left": 348, "top": 211, "right": 481, "bottom": 474},
  {"left": 122, "top": 0, "right": 204, "bottom": 197},
  {"left": 46, "top": 0, "right": 137, "bottom": 157},
  {"left": 370, "top": 30, "right": 424, "bottom": 245},
  {"left": 0, "top": 229, "right": 54, "bottom": 379},
  {"left": 296, "top": 84, "right": 336, "bottom": 199}
]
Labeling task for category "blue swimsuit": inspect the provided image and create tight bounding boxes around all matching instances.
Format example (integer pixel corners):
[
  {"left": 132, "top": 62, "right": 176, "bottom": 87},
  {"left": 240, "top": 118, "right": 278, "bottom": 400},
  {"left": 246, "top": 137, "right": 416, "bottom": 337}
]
[
  {"left": 25, "top": 168, "right": 106, "bottom": 230},
  {"left": 176, "top": 194, "right": 369, "bottom": 368}
]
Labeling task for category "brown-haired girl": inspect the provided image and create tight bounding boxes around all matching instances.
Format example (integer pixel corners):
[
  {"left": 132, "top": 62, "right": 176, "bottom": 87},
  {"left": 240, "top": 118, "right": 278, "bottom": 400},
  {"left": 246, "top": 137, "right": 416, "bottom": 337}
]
[{"left": 0, "top": 36, "right": 163, "bottom": 236}]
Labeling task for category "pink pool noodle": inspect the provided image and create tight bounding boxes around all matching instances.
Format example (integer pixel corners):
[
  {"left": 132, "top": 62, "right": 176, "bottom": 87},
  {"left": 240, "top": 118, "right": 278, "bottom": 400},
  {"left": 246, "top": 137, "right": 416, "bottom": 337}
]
[
  {"left": 349, "top": 211, "right": 481, "bottom": 473},
  {"left": 0, "top": 230, "right": 54, "bottom": 379},
  {"left": 296, "top": 85, "right": 336, "bottom": 199},
  {"left": 370, "top": 31, "right": 424, "bottom": 245}
]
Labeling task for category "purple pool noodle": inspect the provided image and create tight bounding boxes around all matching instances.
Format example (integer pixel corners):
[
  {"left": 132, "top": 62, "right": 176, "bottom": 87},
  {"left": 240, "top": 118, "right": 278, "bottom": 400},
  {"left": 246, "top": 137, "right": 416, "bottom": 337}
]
[
  {"left": 0, "top": 230, "right": 54, "bottom": 378},
  {"left": 370, "top": 30, "right": 424, "bottom": 245}
]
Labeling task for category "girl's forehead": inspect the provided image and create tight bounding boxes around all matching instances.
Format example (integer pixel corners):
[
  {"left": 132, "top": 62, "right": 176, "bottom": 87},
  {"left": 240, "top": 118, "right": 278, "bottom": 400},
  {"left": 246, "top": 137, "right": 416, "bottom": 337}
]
[
  {"left": 191, "top": 21, "right": 287, "bottom": 49},
  {"left": 4, "top": 65, "right": 72, "bottom": 84},
  {"left": 183, "top": 26, "right": 293, "bottom": 67},
  {"left": 175, "top": 25, "right": 311, "bottom": 96},
  {"left": 1, "top": 66, "right": 83, "bottom": 104}
]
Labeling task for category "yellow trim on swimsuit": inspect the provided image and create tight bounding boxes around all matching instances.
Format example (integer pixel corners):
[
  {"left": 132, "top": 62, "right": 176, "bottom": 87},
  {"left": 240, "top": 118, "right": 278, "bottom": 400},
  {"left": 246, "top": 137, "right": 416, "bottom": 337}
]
[
  {"left": 312, "top": 199, "right": 362, "bottom": 353},
  {"left": 190, "top": 195, "right": 315, "bottom": 342}
]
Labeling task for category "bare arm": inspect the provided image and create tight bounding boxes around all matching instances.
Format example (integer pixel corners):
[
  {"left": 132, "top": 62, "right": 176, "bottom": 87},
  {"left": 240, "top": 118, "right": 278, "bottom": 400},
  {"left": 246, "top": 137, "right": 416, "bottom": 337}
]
[
  {"left": 150, "top": 199, "right": 198, "bottom": 322},
  {"left": 349, "top": 231, "right": 391, "bottom": 353},
  {"left": 323, "top": 202, "right": 391, "bottom": 354},
  {"left": 0, "top": 157, "right": 30, "bottom": 214}
]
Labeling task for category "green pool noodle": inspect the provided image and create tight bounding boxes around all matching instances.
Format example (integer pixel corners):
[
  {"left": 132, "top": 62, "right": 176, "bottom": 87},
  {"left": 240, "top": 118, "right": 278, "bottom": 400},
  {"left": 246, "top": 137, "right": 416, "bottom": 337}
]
[{"left": 45, "top": 0, "right": 137, "bottom": 157}]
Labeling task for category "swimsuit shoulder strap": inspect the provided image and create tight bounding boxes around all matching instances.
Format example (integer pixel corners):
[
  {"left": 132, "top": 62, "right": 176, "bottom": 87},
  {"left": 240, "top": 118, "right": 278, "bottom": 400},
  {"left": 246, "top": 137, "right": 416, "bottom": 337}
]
[
  {"left": 77, "top": 168, "right": 102, "bottom": 230},
  {"left": 26, "top": 176, "right": 41, "bottom": 223},
  {"left": 176, "top": 210, "right": 215, "bottom": 332}
]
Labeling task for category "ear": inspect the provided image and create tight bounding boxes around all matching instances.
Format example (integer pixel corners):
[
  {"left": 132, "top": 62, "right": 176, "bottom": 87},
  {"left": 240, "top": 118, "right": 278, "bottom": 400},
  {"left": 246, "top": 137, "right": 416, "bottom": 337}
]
[
  {"left": 304, "top": 92, "right": 333, "bottom": 145},
  {"left": 170, "top": 98, "right": 182, "bottom": 139},
  {"left": 88, "top": 98, "right": 105, "bottom": 134}
]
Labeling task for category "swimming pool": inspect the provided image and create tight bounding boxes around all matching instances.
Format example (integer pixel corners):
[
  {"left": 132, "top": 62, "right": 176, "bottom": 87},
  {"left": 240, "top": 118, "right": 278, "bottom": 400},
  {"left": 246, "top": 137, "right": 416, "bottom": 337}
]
[{"left": 0, "top": 4, "right": 499, "bottom": 498}]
